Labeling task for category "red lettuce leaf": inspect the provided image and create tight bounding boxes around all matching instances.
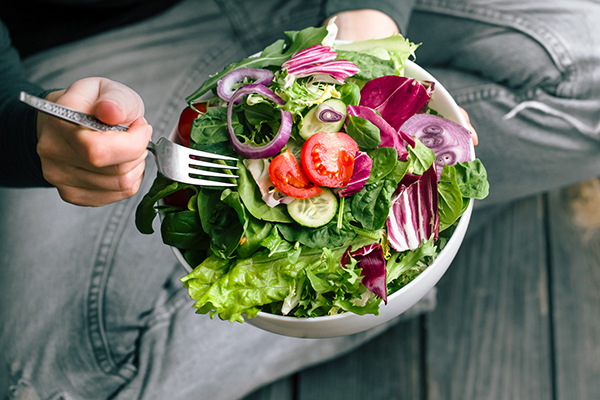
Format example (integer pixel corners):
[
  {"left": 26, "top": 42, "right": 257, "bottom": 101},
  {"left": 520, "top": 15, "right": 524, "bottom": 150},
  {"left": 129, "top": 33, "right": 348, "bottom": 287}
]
[
  {"left": 341, "top": 243, "right": 388, "bottom": 304},
  {"left": 359, "top": 76, "right": 432, "bottom": 132},
  {"left": 386, "top": 164, "right": 439, "bottom": 252},
  {"left": 336, "top": 151, "right": 372, "bottom": 197}
]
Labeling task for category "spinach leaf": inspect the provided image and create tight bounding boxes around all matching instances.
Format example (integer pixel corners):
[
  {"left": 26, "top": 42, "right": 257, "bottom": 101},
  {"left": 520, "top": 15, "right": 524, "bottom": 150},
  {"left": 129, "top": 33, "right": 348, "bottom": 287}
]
[
  {"left": 190, "top": 106, "right": 242, "bottom": 145},
  {"left": 135, "top": 173, "right": 196, "bottom": 234},
  {"left": 236, "top": 217, "right": 272, "bottom": 259},
  {"left": 351, "top": 179, "right": 398, "bottom": 231},
  {"left": 236, "top": 161, "right": 293, "bottom": 223},
  {"left": 160, "top": 210, "right": 209, "bottom": 251},
  {"left": 454, "top": 159, "right": 489, "bottom": 199},
  {"left": 277, "top": 221, "right": 356, "bottom": 249},
  {"left": 407, "top": 138, "right": 436, "bottom": 176},
  {"left": 345, "top": 115, "right": 381, "bottom": 150},
  {"left": 366, "top": 147, "right": 398, "bottom": 184},
  {"left": 438, "top": 165, "right": 464, "bottom": 231},
  {"left": 339, "top": 82, "right": 361, "bottom": 106},
  {"left": 197, "top": 189, "right": 244, "bottom": 259}
]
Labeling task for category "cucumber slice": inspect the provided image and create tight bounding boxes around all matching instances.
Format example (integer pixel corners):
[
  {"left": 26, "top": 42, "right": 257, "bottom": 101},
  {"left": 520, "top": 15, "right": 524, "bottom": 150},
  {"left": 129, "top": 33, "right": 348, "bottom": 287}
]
[
  {"left": 299, "top": 99, "right": 347, "bottom": 140},
  {"left": 287, "top": 188, "right": 338, "bottom": 228}
]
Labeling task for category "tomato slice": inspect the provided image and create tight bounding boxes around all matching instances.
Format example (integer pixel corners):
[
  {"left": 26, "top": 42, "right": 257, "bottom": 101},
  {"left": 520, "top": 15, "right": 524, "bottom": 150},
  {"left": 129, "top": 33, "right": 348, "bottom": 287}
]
[
  {"left": 177, "top": 101, "right": 208, "bottom": 147},
  {"left": 269, "top": 150, "right": 322, "bottom": 199},
  {"left": 300, "top": 131, "right": 359, "bottom": 188}
]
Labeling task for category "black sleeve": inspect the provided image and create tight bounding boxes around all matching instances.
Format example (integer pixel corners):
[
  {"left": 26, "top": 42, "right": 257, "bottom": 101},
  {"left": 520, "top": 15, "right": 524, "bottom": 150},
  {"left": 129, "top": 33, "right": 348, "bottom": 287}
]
[
  {"left": 324, "top": 0, "right": 416, "bottom": 35},
  {"left": 0, "top": 20, "right": 52, "bottom": 187}
]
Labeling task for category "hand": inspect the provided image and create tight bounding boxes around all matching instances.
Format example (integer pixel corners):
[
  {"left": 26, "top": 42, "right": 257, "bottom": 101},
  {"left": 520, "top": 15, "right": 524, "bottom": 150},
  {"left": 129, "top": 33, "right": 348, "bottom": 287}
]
[
  {"left": 36, "top": 77, "right": 152, "bottom": 207},
  {"left": 327, "top": 10, "right": 479, "bottom": 146},
  {"left": 325, "top": 9, "right": 400, "bottom": 41}
]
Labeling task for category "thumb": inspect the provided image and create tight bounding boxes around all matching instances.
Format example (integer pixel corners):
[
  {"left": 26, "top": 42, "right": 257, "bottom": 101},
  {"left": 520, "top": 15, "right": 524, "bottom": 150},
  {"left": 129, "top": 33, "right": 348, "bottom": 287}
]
[{"left": 62, "top": 77, "right": 145, "bottom": 126}]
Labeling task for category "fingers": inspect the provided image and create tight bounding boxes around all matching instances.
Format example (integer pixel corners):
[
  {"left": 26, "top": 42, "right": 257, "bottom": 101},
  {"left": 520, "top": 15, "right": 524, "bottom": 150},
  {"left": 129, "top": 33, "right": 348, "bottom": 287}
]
[
  {"left": 36, "top": 78, "right": 152, "bottom": 207},
  {"left": 458, "top": 106, "right": 479, "bottom": 146}
]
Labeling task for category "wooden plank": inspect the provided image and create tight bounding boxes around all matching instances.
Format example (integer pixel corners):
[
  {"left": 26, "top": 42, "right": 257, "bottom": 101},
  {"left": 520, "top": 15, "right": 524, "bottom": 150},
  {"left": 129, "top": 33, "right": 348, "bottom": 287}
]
[
  {"left": 296, "top": 319, "right": 424, "bottom": 400},
  {"left": 547, "top": 178, "right": 600, "bottom": 400},
  {"left": 425, "top": 196, "right": 553, "bottom": 400},
  {"left": 243, "top": 377, "right": 294, "bottom": 400}
]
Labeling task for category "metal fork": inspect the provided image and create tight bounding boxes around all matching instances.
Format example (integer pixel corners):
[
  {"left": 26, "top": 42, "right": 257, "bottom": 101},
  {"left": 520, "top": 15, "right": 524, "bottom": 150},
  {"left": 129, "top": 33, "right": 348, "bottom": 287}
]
[{"left": 20, "top": 91, "right": 238, "bottom": 187}]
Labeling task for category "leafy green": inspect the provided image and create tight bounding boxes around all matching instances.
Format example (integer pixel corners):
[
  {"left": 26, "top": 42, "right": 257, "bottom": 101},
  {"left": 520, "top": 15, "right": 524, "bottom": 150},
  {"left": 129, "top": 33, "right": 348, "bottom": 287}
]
[
  {"left": 345, "top": 115, "right": 382, "bottom": 150},
  {"left": 351, "top": 179, "right": 398, "bottom": 231},
  {"left": 160, "top": 210, "right": 208, "bottom": 251},
  {"left": 437, "top": 165, "right": 464, "bottom": 232},
  {"left": 197, "top": 189, "right": 244, "bottom": 259},
  {"left": 135, "top": 173, "right": 196, "bottom": 234},
  {"left": 454, "top": 159, "right": 490, "bottom": 199},
  {"left": 339, "top": 82, "right": 361, "bottom": 106},
  {"left": 335, "top": 50, "right": 397, "bottom": 81},
  {"left": 190, "top": 106, "right": 241, "bottom": 146},
  {"left": 407, "top": 139, "right": 436, "bottom": 176},
  {"left": 277, "top": 220, "right": 356, "bottom": 249},
  {"left": 186, "top": 25, "right": 328, "bottom": 103},
  {"left": 236, "top": 161, "right": 293, "bottom": 223},
  {"left": 366, "top": 147, "right": 399, "bottom": 184}
]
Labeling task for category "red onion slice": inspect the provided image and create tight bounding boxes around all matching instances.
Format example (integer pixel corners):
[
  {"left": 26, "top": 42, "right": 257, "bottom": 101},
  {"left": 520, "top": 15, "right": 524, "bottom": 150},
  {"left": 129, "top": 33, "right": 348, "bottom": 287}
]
[
  {"left": 217, "top": 68, "right": 274, "bottom": 102},
  {"left": 400, "top": 114, "right": 473, "bottom": 180},
  {"left": 316, "top": 103, "right": 344, "bottom": 123},
  {"left": 227, "top": 84, "right": 292, "bottom": 159}
]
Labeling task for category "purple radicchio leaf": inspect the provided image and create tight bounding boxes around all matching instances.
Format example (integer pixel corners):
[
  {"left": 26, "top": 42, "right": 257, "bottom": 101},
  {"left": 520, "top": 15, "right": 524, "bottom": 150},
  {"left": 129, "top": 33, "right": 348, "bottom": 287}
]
[
  {"left": 341, "top": 243, "right": 388, "bottom": 304},
  {"left": 386, "top": 164, "right": 439, "bottom": 252},
  {"left": 335, "top": 151, "right": 372, "bottom": 197},
  {"left": 347, "top": 105, "right": 410, "bottom": 161},
  {"left": 359, "top": 76, "right": 432, "bottom": 132}
]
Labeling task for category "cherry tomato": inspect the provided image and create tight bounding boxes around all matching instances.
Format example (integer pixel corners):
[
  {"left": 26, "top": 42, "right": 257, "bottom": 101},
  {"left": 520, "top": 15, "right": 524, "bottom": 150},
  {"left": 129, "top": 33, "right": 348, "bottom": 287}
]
[
  {"left": 269, "top": 150, "right": 322, "bottom": 199},
  {"left": 177, "top": 102, "right": 208, "bottom": 147},
  {"left": 300, "top": 132, "right": 358, "bottom": 188}
]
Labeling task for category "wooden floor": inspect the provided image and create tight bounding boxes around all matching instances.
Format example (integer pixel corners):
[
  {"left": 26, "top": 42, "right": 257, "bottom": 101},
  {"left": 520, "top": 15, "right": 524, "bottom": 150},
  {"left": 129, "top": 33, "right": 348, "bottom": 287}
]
[{"left": 243, "top": 178, "right": 600, "bottom": 400}]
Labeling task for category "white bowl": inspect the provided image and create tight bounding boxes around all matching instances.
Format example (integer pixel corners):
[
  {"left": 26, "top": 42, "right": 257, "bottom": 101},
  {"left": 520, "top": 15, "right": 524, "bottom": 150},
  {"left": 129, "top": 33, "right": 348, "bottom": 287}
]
[{"left": 169, "top": 60, "right": 473, "bottom": 338}]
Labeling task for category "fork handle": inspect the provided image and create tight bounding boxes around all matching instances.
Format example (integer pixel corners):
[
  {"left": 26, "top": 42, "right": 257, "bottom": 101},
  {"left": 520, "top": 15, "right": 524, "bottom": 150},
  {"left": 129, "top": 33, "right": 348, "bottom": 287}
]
[{"left": 19, "top": 91, "right": 129, "bottom": 132}]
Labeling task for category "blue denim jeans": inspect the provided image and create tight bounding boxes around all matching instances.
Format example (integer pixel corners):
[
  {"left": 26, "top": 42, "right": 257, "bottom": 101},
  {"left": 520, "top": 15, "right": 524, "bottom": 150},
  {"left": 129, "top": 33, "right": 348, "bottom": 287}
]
[{"left": 1, "top": 0, "right": 599, "bottom": 399}]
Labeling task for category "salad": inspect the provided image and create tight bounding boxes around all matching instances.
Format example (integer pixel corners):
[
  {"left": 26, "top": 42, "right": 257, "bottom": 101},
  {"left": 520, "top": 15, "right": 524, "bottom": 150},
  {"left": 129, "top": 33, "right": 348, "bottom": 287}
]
[{"left": 135, "top": 22, "right": 489, "bottom": 323}]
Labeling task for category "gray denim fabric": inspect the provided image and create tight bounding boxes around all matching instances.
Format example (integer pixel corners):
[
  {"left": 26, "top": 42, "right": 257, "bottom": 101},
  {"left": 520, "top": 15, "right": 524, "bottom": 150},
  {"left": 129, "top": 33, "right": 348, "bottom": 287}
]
[{"left": 1, "top": 0, "right": 599, "bottom": 399}]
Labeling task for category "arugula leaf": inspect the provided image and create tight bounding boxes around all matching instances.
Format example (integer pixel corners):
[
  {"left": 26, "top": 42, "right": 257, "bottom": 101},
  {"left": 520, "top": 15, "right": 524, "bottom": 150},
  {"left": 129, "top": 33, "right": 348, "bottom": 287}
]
[
  {"left": 186, "top": 26, "right": 328, "bottom": 102},
  {"left": 190, "top": 107, "right": 241, "bottom": 145}
]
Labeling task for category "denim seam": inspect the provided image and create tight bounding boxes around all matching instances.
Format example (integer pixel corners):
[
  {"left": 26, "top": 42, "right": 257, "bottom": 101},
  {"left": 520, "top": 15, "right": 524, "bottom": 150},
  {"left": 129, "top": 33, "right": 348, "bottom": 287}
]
[
  {"left": 86, "top": 198, "right": 140, "bottom": 380},
  {"left": 413, "top": 0, "right": 577, "bottom": 98}
]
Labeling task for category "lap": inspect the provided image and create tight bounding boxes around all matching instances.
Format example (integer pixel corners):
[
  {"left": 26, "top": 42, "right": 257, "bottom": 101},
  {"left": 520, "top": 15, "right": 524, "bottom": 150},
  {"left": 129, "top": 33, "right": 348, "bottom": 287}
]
[{"left": 407, "top": 0, "right": 600, "bottom": 206}]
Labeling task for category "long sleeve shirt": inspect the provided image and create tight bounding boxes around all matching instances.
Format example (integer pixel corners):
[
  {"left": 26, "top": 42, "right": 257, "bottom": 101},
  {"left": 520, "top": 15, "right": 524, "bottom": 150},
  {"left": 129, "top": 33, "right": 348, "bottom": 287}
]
[{"left": 0, "top": 0, "right": 415, "bottom": 187}]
